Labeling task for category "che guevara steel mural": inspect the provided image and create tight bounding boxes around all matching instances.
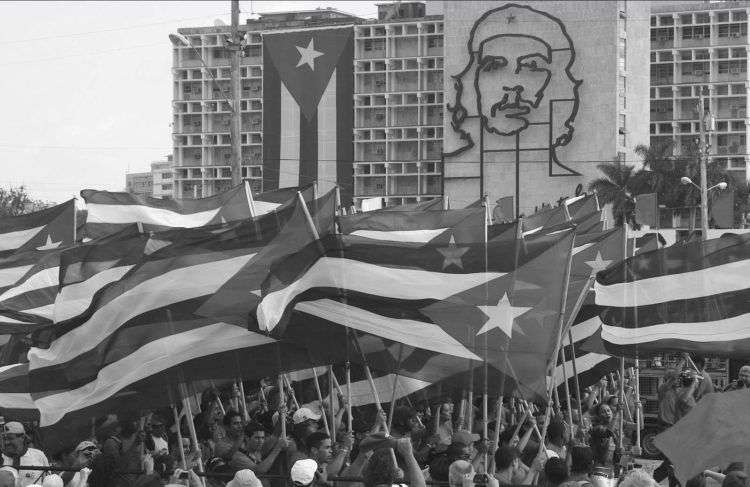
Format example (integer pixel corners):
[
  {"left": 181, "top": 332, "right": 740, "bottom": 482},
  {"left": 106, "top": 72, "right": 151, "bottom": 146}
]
[{"left": 444, "top": 3, "right": 584, "bottom": 209}]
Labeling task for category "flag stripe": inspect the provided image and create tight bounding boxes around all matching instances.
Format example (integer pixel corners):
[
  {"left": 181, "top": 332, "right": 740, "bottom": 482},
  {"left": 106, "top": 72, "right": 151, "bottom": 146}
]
[
  {"left": 296, "top": 299, "right": 481, "bottom": 361},
  {"left": 0, "top": 264, "right": 34, "bottom": 287},
  {"left": 317, "top": 69, "right": 337, "bottom": 195},
  {"left": 279, "top": 83, "right": 301, "bottom": 188},
  {"left": 29, "top": 253, "right": 256, "bottom": 370},
  {"left": 85, "top": 204, "right": 221, "bottom": 227},
  {"left": 0, "top": 267, "right": 58, "bottom": 302},
  {"left": 299, "top": 103, "right": 318, "bottom": 187},
  {"left": 349, "top": 229, "right": 449, "bottom": 242},
  {"left": 595, "top": 259, "right": 747, "bottom": 307},
  {"left": 0, "top": 226, "right": 45, "bottom": 252},
  {"left": 601, "top": 314, "right": 750, "bottom": 345},
  {"left": 53, "top": 264, "right": 134, "bottom": 322},
  {"left": 335, "top": 34, "right": 354, "bottom": 206},
  {"left": 257, "top": 256, "right": 505, "bottom": 331},
  {"left": 263, "top": 42, "right": 282, "bottom": 191},
  {"left": 34, "top": 322, "right": 274, "bottom": 426}
]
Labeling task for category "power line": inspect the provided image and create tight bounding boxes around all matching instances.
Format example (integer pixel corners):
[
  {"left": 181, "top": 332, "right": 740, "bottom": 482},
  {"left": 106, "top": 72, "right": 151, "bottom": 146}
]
[{"left": 0, "top": 12, "right": 232, "bottom": 46}]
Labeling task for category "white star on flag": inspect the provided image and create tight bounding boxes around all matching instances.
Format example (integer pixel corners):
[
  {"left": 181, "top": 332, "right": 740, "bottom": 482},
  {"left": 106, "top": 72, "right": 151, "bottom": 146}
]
[
  {"left": 476, "top": 293, "right": 532, "bottom": 338},
  {"left": 296, "top": 38, "right": 324, "bottom": 70},
  {"left": 584, "top": 251, "right": 612, "bottom": 274},
  {"left": 436, "top": 235, "right": 469, "bottom": 270},
  {"left": 35, "top": 235, "right": 61, "bottom": 250}
]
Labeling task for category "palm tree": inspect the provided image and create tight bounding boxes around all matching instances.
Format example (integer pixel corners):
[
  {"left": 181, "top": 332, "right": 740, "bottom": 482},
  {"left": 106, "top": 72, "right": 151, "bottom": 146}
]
[{"left": 588, "top": 159, "right": 647, "bottom": 226}]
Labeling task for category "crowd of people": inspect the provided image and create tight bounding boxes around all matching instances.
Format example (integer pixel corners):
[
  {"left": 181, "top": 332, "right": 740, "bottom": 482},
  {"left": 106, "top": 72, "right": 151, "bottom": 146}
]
[{"left": 0, "top": 358, "right": 746, "bottom": 487}]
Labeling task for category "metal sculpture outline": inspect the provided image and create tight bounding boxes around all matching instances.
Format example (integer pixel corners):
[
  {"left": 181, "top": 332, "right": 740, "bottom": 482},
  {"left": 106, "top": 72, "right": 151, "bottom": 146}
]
[{"left": 445, "top": 3, "right": 584, "bottom": 180}]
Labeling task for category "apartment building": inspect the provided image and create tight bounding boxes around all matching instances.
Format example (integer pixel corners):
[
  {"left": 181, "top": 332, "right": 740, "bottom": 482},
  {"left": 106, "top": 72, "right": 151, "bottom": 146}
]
[
  {"left": 353, "top": 5, "right": 445, "bottom": 207},
  {"left": 170, "top": 9, "right": 360, "bottom": 199},
  {"left": 151, "top": 155, "right": 174, "bottom": 199},
  {"left": 650, "top": 1, "right": 750, "bottom": 180},
  {"left": 125, "top": 172, "right": 153, "bottom": 198}
]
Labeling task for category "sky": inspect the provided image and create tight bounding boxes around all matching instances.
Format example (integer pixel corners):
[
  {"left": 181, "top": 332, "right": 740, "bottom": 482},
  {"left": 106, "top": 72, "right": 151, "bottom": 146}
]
[{"left": 0, "top": 1, "right": 380, "bottom": 203}]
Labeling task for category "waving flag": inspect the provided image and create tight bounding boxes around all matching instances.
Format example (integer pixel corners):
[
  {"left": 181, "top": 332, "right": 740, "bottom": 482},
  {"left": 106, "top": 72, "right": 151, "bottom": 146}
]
[
  {"left": 0, "top": 363, "right": 38, "bottom": 421},
  {"left": 196, "top": 188, "right": 336, "bottom": 326},
  {"left": 262, "top": 26, "right": 354, "bottom": 206},
  {"left": 27, "top": 204, "right": 310, "bottom": 427},
  {"left": 339, "top": 208, "right": 486, "bottom": 243},
  {"left": 256, "top": 226, "right": 575, "bottom": 398},
  {"left": 81, "top": 183, "right": 255, "bottom": 239},
  {"left": 595, "top": 233, "right": 750, "bottom": 357},
  {"left": 0, "top": 200, "right": 75, "bottom": 258}
]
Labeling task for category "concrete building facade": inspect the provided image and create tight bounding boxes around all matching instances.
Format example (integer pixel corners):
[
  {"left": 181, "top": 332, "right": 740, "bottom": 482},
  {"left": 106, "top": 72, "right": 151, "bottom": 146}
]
[
  {"left": 151, "top": 155, "right": 174, "bottom": 199},
  {"left": 352, "top": 10, "right": 445, "bottom": 207},
  {"left": 440, "top": 1, "right": 650, "bottom": 214},
  {"left": 650, "top": 1, "right": 750, "bottom": 181},
  {"left": 125, "top": 172, "right": 153, "bottom": 197}
]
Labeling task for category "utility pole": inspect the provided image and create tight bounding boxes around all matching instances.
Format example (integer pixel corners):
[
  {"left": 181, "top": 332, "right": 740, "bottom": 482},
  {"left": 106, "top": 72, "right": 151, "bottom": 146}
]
[
  {"left": 230, "top": 0, "right": 243, "bottom": 187},
  {"left": 697, "top": 88, "right": 712, "bottom": 240}
]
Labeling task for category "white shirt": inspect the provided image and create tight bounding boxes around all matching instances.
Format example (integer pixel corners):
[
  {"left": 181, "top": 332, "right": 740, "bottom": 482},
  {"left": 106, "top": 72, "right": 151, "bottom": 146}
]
[
  {"left": 151, "top": 435, "right": 169, "bottom": 455},
  {"left": 2, "top": 448, "right": 49, "bottom": 486}
]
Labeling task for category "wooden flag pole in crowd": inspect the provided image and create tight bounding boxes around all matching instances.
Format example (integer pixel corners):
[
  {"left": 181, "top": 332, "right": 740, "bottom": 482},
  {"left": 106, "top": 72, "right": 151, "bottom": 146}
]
[
  {"left": 345, "top": 360, "right": 353, "bottom": 434},
  {"left": 328, "top": 365, "right": 337, "bottom": 436},
  {"left": 310, "top": 366, "right": 332, "bottom": 437},
  {"left": 179, "top": 382, "right": 207, "bottom": 487},
  {"left": 283, "top": 374, "right": 300, "bottom": 410},
  {"left": 560, "top": 349, "right": 574, "bottom": 431},
  {"left": 537, "top": 232, "right": 575, "bottom": 459},
  {"left": 387, "top": 344, "right": 405, "bottom": 432},
  {"left": 278, "top": 374, "right": 287, "bottom": 440},
  {"left": 172, "top": 404, "right": 188, "bottom": 470},
  {"left": 238, "top": 379, "right": 250, "bottom": 422}
]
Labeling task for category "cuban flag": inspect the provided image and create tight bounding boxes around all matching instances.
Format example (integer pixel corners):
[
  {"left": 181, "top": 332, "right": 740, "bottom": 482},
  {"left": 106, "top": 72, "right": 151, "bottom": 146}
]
[{"left": 262, "top": 26, "right": 354, "bottom": 206}]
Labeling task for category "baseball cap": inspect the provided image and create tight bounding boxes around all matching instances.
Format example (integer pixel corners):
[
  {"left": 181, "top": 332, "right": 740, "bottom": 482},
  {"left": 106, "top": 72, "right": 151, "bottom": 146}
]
[
  {"left": 74, "top": 440, "right": 98, "bottom": 453},
  {"left": 4, "top": 422, "right": 25, "bottom": 435},
  {"left": 227, "top": 469, "right": 262, "bottom": 487},
  {"left": 292, "top": 407, "right": 321, "bottom": 425},
  {"left": 452, "top": 429, "right": 480, "bottom": 446},
  {"left": 42, "top": 474, "right": 64, "bottom": 487},
  {"left": 291, "top": 459, "right": 318, "bottom": 486}
]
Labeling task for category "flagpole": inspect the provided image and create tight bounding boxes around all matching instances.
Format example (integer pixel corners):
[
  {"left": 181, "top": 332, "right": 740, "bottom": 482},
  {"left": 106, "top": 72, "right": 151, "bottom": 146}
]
[
  {"left": 278, "top": 373, "right": 287, "bottom": 440},
  {"left": 560, "top": 347, "right": 574, "bottom": 431},
  {"left": 172, "top": 404, "right": 188, "bottom": 470},
  {"left": 179, "top": 383, "right": 207, "bottom": 487},
  {"left": 245, "top": 180, "right": 257, "bottom": 217},
  {"left": 238, "top": 379, "right": 250, "bottom": 422},
  {"left": 328, "top": 365, "right": 337, "bottom": 438},
  {"left": 387, "top": 344, "right": 405, "bottom": 432},
  {"left": 351, "top": 331, "right": 398, "bottom": 465},
  {"left": 345, "top": 360, "right": 353, "bottom": 434},
  {"left": 309, "top": 366, "right": 331, "bottom": 437},
  {"left": 538, "top": 230, "right": 576, "bottom": 459},
  {"left": 630, "top": 230, "right": 643, "bottom": 458},
  {"left": 283, "top": 374, "right": 300, "bottom": 410},
  {"left": 617, "top": 223, "right": 629, "bottom": 455}
]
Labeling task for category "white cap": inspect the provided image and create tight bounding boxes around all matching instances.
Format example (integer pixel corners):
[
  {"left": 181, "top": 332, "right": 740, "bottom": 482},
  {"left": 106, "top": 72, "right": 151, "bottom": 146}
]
[
  {"left": 291, "top": 459, "right": 318, "bottom": 485},
  {"left": 292, "top": 407, "right": 321, "bottom": 425},
  {"left": 227, "top": 469, "right": 262, "bottom": 487}
]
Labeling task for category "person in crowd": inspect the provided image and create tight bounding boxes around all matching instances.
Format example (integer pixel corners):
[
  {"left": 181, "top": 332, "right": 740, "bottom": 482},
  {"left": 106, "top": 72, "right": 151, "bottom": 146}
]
[
  {"left": 722, "top": 471, "right": 749, "bottom": 487},
  {"left": 493, "top": 446, "right": 526, "bottom": 486},
  {"left": 561, "top": 446, "right": 593, "bottom": 487},
  {"left": 676, "top": 370, "right": 699, "bottom": 420},
  {"left": 657, "top": 367, "right": 680, "bottom": 427},
  {"left": 214, "top": 410, "right": 247, "bottom": 462},
  {"left": 229, "top": 421, "right": 288, "bottom": 475},
  {"left": 1, "top": 421, "right": 50, "bottom": 486},
  {"left": 287, "top": 408, "right": 322, "bottom": 464},
  {"left": 618, "top": 469, "right": 659, "bottom": 487},
  {"left": 303, "top": 431, "right": 350, "bottom": 480},
  {"left": 225, "top": 469, "right": 263, "bottom": 487},
  {"left": 588, "top": 426, "right": 614, "bottom": 470},
  {"left": 724, "top": 365, "right": 750, "bottom": 391},
  {"left": 448, "top": 460, "right": 475, "bottom": 487},
  {"left": 0, "top": 467, "right": 17, "bottom": 487},
  {"left": 436, "top": 401, "right": 455, "bottom": 447},
  {"left": 691, "top": 356, "right": 714, "bottom": 400},
  {"left": 58, "top": 441, "right": 98, "bottom": 487},
  {"left": 362, "top": 438, "right": 426, "bottom": 487},
  {"left": 137, "top": 452, "right": 201, "bottom": 487},
  {"left": 101, "top": 417, "right": 145, "bottom": 487},
  {"left": 291, "top": 459, "right": 320, "bottom": 487},
  {"left": 544, "top": 458, "right": 569, "bottom": 487},
  {"left": 545, "top": 420, "right": 568, "bottom": 460},
  {"left": 146, "top": 415, "right": 170, "bottom": 456}
]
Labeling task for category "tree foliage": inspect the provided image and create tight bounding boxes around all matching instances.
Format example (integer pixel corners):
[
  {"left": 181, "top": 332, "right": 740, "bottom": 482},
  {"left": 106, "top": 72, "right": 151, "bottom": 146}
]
[
  {"left": 589, "top": 141, "right": 748, "bottom": 227},
  {"left": 0, "top": 186, "right": 48, "bottom": 217}
]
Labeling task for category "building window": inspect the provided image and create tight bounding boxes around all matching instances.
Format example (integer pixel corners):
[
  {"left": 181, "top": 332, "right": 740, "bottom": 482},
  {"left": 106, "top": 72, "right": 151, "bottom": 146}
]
[{"left": 618, "top": 38, "right": 627, "bottom": 71}]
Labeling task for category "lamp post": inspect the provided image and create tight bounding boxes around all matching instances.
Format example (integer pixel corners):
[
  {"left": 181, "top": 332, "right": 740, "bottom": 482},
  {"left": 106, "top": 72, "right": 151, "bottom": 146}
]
[
  {"left": 697, "top": 88, "right": 717, "bottom": 241},
  {"left": 680, "top": 177, "right": 727, "bottom": 234}
]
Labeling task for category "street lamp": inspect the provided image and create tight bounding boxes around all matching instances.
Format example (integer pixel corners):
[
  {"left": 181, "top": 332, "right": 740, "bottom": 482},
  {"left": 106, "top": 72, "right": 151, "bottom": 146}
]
[
  {"left": 680, "top": 177, "right": 727, "bottom": 232},
  {"left": 680, "top": 177, "right": 727, "bottom": 192}
]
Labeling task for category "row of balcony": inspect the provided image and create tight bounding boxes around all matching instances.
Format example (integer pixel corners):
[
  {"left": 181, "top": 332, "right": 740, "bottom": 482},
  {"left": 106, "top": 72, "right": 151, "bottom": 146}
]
[
  {"left": 174, "top": 132, "right": 263, "bottom": 148},
  {"left": 174, "top": 66, "right": 262, "bottom": 81},
  {"left": 173, "top": 100, "right": 263, "bottom": 114},
  {"left": 354, "top": 173, "right": 442, "bottom": 198},
  {"left": 356, "top": 140, "right": 442, "bottom": 162},
  {"left": 356, "top": 91, "right": 443, "bottom": 107},
  {"left": 356, "top": 57, "right": 443, "bottom": 73},
  {"left": 355, "top": 126, "right": 443, "bottom": 141},
  {"left": 356, "top": 72, "right": 443, "bottom": 93},
  {"left": 355, "top": 23, "right": 443, "bottom": 39}
]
